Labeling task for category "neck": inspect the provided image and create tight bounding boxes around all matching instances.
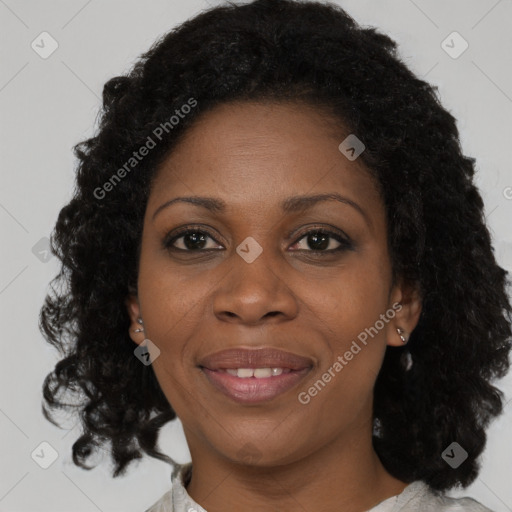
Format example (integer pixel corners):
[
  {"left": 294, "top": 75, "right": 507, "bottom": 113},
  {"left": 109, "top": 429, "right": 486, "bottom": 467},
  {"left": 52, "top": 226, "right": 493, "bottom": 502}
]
[{"left": 184, "top": 420, "right": 407, "bottom": 512}]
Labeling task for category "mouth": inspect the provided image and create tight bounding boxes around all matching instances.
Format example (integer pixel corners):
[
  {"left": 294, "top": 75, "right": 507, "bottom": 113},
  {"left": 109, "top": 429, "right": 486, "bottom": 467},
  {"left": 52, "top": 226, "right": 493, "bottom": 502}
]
[{"left": 198, "top": 347, "right": 314, "bottom": 404}]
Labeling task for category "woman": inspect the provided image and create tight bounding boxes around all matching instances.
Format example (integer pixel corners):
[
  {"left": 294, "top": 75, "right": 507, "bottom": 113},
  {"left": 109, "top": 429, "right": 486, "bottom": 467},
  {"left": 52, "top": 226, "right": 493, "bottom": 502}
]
[{"left": 40, "top": 1, "right": 511, "bottom": 511}]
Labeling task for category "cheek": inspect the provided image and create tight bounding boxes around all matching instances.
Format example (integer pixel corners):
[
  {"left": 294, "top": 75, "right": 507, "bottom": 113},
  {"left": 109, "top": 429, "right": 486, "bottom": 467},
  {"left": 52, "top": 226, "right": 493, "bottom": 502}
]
[
  {"left": 137, "top": 253, "right": 212, "bottom": 338},
  {"left": 135, "top": 264, "right": 206, "bottom": 402},
  {"left": 304, "top": 248, "right": 392, "bottom": 336},
  {"left": 298, "top": 248, "right": 392, "bottom": 390},
  {"left": 297, "top": 282, "right": 390, "bottom": 430},
  {"left": 136, "top": 262, "right": 202, "bottom": 414}
]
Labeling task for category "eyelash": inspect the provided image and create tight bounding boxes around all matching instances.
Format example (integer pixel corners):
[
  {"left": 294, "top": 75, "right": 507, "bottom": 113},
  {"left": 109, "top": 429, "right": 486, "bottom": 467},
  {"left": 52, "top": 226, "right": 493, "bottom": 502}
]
[{"left": 163, "top": 225, "right": 353, "bottom": 255}]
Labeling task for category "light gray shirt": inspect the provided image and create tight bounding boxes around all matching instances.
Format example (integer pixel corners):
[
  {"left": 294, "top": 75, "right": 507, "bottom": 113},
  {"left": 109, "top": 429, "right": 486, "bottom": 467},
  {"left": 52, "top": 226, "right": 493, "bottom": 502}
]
[{"left": 145, "top": 463, "right": 493, "bottom": 512}]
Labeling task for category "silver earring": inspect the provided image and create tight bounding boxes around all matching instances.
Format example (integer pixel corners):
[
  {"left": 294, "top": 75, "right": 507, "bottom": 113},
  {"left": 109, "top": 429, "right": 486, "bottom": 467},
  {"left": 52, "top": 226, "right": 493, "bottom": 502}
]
[
  {"left": 397, "top": 327, "right": 408, "bottom": 344},
  {"left": 133, "top": 317, "right": 144, "bottom": 333},
  {"left": 401, "top": 350, "right": 413, "bottom": 371}
]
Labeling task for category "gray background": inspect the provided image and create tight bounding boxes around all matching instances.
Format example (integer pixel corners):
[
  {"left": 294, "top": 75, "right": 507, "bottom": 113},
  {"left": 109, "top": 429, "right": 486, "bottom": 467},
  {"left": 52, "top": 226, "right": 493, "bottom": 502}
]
[{"left": 1, "top": 0, "right": 511, "bottom": 510}]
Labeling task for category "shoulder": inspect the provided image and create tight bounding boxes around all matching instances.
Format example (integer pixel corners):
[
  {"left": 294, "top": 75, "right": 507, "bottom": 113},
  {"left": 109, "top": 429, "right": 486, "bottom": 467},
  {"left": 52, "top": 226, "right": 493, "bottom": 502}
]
[
  {"left": 144, "top": 489, "right": 173, "bottom": 512},
  {"left": 392, "top": 481, "right": 493, "bottom": 512},
  {"left": 144, "top": 463, "right": 197, "bottom": 512}
]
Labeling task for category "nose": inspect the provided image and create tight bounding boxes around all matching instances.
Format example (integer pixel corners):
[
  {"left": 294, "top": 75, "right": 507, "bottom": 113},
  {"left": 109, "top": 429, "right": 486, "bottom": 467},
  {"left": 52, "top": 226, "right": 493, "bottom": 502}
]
[{"left": 212, "top": 246, "right": 299, "bottom": 326}]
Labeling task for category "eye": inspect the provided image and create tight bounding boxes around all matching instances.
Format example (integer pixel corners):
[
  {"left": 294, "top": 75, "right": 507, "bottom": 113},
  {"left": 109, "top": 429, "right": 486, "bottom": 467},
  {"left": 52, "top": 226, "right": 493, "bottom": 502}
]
[
  {"left": 163, "top": 225, "right": 353, "bottom": 254},
  {"left": 163, "top": 227, "right": 223, "bottom": 251},
  {"left": 290, "top": 228, "right": 353, "bottom": 253}
]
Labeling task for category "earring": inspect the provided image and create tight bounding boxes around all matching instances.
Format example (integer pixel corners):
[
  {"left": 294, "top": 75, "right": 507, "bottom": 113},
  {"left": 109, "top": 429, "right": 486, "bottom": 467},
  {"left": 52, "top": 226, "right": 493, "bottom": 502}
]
[
  {"left": 133, "top": 317, "right": 144, "bottom": 333},
  {"left": 401, "top": 350, "right": 413, "bottom": 371},
  {"left": 396, "top": 327, "right": 408, "bottom": 344}
]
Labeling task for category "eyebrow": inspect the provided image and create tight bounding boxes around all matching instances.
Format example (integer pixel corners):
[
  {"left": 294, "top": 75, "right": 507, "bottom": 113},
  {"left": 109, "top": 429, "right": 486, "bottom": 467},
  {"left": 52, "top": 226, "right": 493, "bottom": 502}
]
[{"left": 152, "top": 193, "right": 371, "bottom": 226}]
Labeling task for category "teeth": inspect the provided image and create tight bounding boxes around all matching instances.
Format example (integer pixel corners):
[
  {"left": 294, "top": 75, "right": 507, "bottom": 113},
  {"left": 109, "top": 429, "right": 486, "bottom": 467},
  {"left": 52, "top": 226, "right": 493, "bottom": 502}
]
[
  {"left": 224, "top": 367, "right": 290, "bottom": 378},
  {"left": 254, "top": 368, "right": 272, "bottom": 378}
]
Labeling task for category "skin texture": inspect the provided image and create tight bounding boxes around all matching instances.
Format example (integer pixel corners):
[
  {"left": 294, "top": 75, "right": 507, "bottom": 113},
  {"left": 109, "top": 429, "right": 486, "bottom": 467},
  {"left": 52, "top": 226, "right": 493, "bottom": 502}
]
[{"left": 127, "top": 101, "right": 422, "bottom": 512}]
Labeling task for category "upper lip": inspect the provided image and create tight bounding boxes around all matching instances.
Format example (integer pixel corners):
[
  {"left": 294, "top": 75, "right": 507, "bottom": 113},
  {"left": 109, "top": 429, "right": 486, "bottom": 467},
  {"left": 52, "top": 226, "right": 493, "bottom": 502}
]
[{"left": 198, "top": 347, "right": 314, "bottom": 371}]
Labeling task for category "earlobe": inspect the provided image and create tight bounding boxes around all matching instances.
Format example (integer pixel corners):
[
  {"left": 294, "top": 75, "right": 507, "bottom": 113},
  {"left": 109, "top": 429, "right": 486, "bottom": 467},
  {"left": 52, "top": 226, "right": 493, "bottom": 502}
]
[{"left": 387, "top": 281, "right": 422, "bottom": 347}]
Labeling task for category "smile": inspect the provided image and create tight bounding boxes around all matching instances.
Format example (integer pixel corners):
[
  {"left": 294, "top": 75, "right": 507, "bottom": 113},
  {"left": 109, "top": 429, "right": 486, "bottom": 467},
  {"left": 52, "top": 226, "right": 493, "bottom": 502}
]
[
  {"left": 197, "top": 347, "right": 314, "bottom": 403},
  {"left": 222, "top": 367, "right": 290, "bottom": 377},
  {"left": 200, "top": 366, "right": 311, "bottom": 404}
]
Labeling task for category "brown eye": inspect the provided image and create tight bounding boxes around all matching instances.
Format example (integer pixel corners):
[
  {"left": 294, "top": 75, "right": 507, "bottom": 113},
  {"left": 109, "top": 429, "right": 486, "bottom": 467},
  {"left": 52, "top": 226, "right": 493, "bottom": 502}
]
[
  {"left": 291, "top": 229, "right": 353, "bottom": 253},
  {"left": 164, "top": 228, "right": 223, "bottom": 251}
]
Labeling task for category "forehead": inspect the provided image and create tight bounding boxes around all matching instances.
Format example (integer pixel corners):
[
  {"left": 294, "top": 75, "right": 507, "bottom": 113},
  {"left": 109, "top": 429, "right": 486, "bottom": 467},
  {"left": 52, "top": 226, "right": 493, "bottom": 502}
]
[{"left": 148, "top": 101, "right": 382, "bottom": 220}]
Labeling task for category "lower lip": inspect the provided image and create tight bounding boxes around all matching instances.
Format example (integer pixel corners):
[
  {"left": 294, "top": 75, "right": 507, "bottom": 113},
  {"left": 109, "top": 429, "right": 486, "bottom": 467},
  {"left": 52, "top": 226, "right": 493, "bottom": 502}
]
[{"left": 201, "top": 368, "right": 311, "bottom": 404}]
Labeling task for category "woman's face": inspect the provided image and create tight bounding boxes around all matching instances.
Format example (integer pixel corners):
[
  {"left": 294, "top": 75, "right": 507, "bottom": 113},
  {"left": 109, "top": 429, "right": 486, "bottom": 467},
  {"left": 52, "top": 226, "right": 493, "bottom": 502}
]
[{"left": 128, "top": 101, "right": 420, "bottom": 467}]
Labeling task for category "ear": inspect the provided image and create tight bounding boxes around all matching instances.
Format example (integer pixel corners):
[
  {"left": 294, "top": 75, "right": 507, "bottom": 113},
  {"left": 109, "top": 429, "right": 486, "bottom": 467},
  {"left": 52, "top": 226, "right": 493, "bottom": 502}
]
[
  {"left": 387, "top": 279, "right": 422, "bottom": 347},
  {"left": 125, "top": 295, "right": 145, "bottom": 346}
]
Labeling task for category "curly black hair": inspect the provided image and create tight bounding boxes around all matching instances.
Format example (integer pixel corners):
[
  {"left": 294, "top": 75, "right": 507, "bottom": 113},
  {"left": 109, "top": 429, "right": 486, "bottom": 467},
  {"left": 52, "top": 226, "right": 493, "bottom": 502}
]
[{"left": 40, "top": 0, "right": 511, "bottom": 491}]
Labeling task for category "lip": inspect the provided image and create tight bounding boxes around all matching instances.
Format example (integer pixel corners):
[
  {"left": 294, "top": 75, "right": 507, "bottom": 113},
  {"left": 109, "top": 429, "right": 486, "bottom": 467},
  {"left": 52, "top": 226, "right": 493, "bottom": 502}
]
[
  {"left": 201, "top": 367, "right": 312, "bottom": 404},
  {"left": 198, "top": 348, "right": 314, "bottom": 404},
  {"left": 198, "top": 347, "right": 314, "bottom": 371}
]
